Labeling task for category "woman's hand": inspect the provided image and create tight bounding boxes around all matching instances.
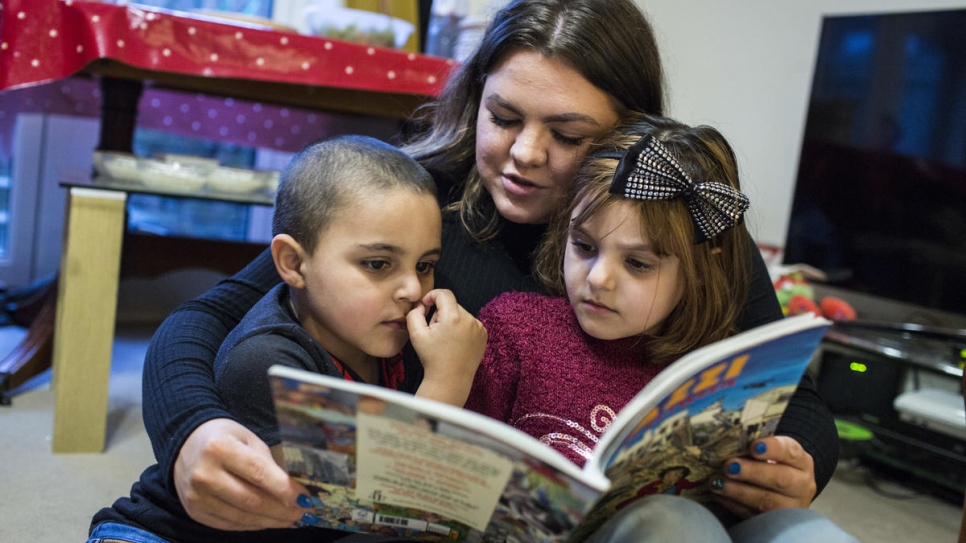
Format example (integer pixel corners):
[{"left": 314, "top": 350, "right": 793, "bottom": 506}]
[
  {"left": 408, "top": 289, "right": 488, "bottom": 407},
  {"left": 710, "top": 435, "right": 817, "bottom": 518},
  {"left": 174, "top": 418, "right": 311, "bottom": 530}
]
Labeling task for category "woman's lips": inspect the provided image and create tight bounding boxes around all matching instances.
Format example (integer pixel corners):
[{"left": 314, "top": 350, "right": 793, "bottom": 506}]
[{"left": 502, "top": 174, "right": 540, "bottom": 197}]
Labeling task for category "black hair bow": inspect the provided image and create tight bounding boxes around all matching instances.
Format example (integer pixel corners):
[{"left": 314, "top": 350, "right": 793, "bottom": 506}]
[{"left": 606, "top": 134, "right": 750, "bottom": 244}]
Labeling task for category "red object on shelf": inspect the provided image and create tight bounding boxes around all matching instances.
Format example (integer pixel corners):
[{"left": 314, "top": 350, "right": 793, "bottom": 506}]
[
  {"left": 0, "top": 0, "right": 455, "bottom": 96},
  {"left": 0, "top": 0, "right": 459, "bottom": 155}
]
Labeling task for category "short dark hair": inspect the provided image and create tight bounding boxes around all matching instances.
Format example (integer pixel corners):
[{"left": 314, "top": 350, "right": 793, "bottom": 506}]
[{"left": 272, "top": 135, "right": 436, "bottom": 255}]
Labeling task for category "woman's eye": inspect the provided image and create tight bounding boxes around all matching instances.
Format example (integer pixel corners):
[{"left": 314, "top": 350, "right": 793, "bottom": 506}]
[
  {"left": 362, "top": 260, "right": 390, "bottom": 271},
  {"left": 416, "top": 261, "right": 437, "bottom": 275},
  {"left": 489, "top": 114, "right": 517, "bottom": 128},
  {"left": 553, "top": 132, "right": 585, "bottom": 147}
]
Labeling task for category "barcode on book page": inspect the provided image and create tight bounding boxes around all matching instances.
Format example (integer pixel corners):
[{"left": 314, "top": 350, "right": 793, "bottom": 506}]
[
  {"left": 373, "top": 515, "right": 452, "bottom": 536},
  {"left": 376, "top": 515, "right": 420, "bottom": 528}
]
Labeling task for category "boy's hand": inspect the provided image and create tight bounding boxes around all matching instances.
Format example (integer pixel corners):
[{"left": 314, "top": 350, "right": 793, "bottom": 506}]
[
  {"left": 709, "top": 435, "right": 817, "bottom": 518},
  {"left": 407, "top": 289, "right": 487, "bottom": 407},
  {"left": 174, "top": 418, "right": 312, "bottom": 530}
]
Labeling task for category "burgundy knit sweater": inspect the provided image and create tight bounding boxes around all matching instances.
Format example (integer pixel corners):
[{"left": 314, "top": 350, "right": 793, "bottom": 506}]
[{"left": 465, "top": 292, "right": 663, "bottom": 468}]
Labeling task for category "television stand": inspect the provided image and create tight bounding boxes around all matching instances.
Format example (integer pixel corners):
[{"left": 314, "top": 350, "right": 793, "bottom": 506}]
[{"left": 815, "top": 320, "right": 966, "bottom": 503}]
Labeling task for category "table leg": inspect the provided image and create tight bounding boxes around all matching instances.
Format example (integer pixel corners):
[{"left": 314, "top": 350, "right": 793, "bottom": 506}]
[{"left": 51, "top": 187, "right": 127, "bottom": 453}]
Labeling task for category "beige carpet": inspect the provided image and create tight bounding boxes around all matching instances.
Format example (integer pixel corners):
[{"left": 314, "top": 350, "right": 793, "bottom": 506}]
[{"left": 0, "top": 326, "right": 156, "bottom": 541}]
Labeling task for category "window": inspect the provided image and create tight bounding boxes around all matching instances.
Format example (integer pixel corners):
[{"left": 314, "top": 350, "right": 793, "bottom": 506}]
[
  {"left": 107, "top": 0, "right": 274, "bottom": 19},
  {"left": 128, "top": 128, "right": 258, "bottom": 240},
  {"left": 106, "top": 0, "right": 278, "bottom": 243}
]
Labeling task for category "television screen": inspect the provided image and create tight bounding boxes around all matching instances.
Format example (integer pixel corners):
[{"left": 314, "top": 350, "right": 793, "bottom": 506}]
[{"left": 784, "top": 8, "right": 966, "bottom": 318}]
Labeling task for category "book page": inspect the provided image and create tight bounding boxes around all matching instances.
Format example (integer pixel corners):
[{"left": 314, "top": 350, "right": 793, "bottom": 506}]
[
  {"left": 269, "top": 366, "right": 608, "bottom": 542},
  {"left": 355, "top": 407, "right": 514, "bottom": 531},
  {"left": 571, "top": 316, "right": 829, "bottom": 540}
]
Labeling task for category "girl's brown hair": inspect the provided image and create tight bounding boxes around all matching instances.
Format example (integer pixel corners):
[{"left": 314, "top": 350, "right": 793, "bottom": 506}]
[{"left": 535, "top": 114, "right": 751, "bottom": 362}]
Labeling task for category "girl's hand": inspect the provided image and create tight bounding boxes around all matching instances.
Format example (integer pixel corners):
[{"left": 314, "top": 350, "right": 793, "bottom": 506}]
[
  {"left": 174, "top": 418, "right": 312, "bottom": 530},
  {"left": 408, "top": 289, "right": 487, "bottom": 407},
  {"left": 709, "top": 435, "right": 817, "bottom": 518}
]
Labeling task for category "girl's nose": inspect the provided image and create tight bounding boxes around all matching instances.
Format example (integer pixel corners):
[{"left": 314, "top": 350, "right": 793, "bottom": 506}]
[{"left": 586, "top": 258, "right": 615, "bottom": 291}]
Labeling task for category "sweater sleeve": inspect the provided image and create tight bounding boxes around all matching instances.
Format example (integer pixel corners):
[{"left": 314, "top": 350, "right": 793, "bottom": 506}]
[
  {"left": 777, "top": 374, "right": 839, "bottom": 497},
  {"left": 736, "top": 234, "right": 839, "bottom": 496},
  {"left": 463, "top": 295, "right": 522, "bottom": 424},
  {"left": 141, "top": 248, "right": 281, "bottom": 486},
  {"left": 735, "top": 232, "right": 783, "bottom": 333}
]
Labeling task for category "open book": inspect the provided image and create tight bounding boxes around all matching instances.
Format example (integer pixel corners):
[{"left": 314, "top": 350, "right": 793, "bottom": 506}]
[{"left": 268, "top": 313, "right": 830, "bottom": 543}]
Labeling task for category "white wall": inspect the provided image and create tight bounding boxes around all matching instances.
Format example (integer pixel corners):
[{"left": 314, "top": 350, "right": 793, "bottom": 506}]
[{"left": 637, "top": 0, "right": 966, "bottom": 248}]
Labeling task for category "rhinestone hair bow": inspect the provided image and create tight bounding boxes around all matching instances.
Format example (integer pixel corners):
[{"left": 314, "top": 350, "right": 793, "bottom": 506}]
[{"left": 605, "top": 134, "right": 750, "bottom": 244}]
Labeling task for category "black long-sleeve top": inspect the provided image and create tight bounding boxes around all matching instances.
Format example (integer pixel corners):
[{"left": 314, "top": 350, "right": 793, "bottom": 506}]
[{"left": 141, "top": 211, "right": 838, "bottom": 503}]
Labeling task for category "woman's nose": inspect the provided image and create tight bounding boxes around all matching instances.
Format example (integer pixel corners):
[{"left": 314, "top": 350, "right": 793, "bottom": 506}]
[{"left": 510, "top": 127, "right": 547, "bottom": 168}]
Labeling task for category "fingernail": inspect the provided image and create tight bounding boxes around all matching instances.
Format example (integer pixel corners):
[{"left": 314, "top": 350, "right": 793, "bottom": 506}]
[
  {"left": 711, "top": 478, "right": 725, "bottom": 490},
  {"left": 755, "top": 441, "right": 767, "bottom": 455},
  {"left": 297, "top": 494, "right": 313, "bottom": 508},
  {"left": 728, "top": 461, "right": 741, "bottom": 475},
  {"left": 301, "top": 513, "right": 320, "bottom": 526}
]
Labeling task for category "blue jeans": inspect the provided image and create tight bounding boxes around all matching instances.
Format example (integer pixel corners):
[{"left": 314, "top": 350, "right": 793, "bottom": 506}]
[
  {"left": 585, "top": 495, "right": 859, "bottom": 543},
  {"left": 87, "top": 522, "right": 171, "bottom": 543}
]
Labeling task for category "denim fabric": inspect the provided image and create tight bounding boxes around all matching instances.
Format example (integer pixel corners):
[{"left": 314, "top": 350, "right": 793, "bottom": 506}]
[
  {"left": 584, "top": 495, "right": 859, "bottom": 543},
  {"left": 728, "top": 507, "right": 860, "bottom": 543},
  {"left": 88, "top": 522, "right": 172, "bottom": 543},
  {"left": 585, "top": 495, "right": 731, "bottom": 543}
]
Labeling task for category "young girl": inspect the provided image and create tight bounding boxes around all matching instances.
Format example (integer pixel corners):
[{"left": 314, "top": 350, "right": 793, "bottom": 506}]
[{"left": 464, "top": 115, "right": 857, "bottom": 543}]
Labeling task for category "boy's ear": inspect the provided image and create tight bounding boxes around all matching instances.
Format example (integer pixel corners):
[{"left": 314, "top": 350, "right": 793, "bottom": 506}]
[{"left": 271, "top": 234, "right": 307, "bottom": 289}]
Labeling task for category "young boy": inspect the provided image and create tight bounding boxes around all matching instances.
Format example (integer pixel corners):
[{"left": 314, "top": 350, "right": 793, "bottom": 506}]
[
  {"left": 88, "top": 136, "right": 487, "bottom": 543},
  {"left": 213, "top": 135, "right": 487, "bottom": 467}
]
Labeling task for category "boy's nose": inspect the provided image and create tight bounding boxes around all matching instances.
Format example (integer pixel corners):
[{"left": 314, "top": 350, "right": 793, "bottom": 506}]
[{"left": 396, "top": 273, "right": 423, "bottom": 303}]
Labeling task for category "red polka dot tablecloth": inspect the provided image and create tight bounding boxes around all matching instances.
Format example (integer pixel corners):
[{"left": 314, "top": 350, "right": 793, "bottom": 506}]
[{"left": 0, "top": 0, "right": 458, "bottom": 154}]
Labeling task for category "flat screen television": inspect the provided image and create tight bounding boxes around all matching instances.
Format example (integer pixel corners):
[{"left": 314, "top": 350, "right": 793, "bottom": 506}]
[{"left": 784, "top": 8, "right": 966, "bottom": 325}]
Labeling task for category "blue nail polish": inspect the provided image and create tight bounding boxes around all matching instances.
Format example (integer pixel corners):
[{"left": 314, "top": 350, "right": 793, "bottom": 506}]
[
  {"left": 728, "top": 461, "right": 741, "bottom": 475},
  {"left": 301, "top": 513, "right": 320, "bottom": 526},
  {"left": 297, "top": 494, "right": 313, "bottom": 508},
  {"left": 711, "top": 478, "right": 725, "bottom": 490},
  {"left": 755, "top": 441, "right": 767, "bottom": 455}
]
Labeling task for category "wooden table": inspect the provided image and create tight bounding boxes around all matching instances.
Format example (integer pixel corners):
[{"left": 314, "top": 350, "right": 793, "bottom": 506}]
[
  {"left": 0, "top": 0, "right": 454, "bottom": 452},
  {"left": 51, "top": 178, "right": 274, "bottom": 452}
]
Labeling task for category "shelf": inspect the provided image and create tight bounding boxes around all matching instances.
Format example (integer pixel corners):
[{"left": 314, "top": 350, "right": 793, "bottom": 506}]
[
  {"left": 65, "top": 176, "right": 275, "bottom": 207},
  {"left": 822, "top": 322, "right": 965, "bottom": 378}
]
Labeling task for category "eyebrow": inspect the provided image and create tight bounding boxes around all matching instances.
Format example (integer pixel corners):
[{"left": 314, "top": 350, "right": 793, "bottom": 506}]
[
  {"left": 485, "top": 94, "right": 603, "bottom": 126},
  {"left": 357, "top": 243, "right": 442, "bottom": 259},
  {"left": 570, "top": 224, "right": 654, "bottom": 253}
]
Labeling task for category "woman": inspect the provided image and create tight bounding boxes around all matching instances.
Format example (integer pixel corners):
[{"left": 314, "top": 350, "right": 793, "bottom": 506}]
[{"left": 139, "top": 0, "right": 838, "bottom": 535}]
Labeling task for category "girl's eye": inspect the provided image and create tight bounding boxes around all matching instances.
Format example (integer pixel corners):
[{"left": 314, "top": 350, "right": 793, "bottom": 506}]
[
  {"left": 362, "top": 260, "right": 390, "bottom": 271},
  {"left": 553, "top": 132, "right": 585, "bottom": 147},
  {"left": 489, "top": 114, "right": 517, "bottom": 128},
  {"left": 416, "top": 261, "right": 437, "bottom": 275},
  {"left": 626, "top": 258, "right": 655, "bottom": 272},
  {"left": 570, "top": 239, "right": 596, "bottom": 255}
]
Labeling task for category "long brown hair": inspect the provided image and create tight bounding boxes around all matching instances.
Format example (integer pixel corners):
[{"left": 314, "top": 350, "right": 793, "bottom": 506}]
[
  {"left": 535, "top": 114, "right": 751, "bottom": 362},
  {"left": 401, "top": 0, "right": 666, "bottom": 242}
]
